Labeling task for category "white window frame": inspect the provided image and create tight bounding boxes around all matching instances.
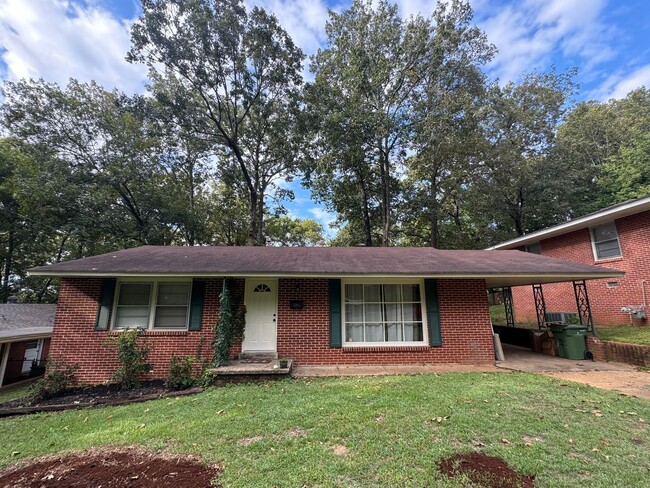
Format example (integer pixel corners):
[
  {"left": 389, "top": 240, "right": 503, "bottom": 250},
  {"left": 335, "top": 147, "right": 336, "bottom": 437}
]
[
  {"left": 341, "top": 278, "right": 428, "bottom": 347},
  {"left": 111, "top": 279, "right": 192, "bottom": 331},
  {"left": 590, "top": 221, "right": 622, "bottom": 261}
]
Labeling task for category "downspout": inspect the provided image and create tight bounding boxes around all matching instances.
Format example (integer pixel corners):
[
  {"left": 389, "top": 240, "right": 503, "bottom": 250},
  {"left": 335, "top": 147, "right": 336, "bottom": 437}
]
[{"left": 642, "top": 280, "right": 648, "bottom": 308}]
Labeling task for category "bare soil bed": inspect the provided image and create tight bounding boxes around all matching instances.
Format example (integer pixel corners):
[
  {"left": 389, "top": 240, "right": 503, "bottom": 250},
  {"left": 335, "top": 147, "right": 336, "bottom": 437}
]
[
  {"left": 0, "top": 446, "right": 221, "bottom": 488},
  {"left": 439, "top": 452, "right": 535, "bottom": 488},
  {"left": 0, "top": 380, "right": 179, "bottom": 409}
]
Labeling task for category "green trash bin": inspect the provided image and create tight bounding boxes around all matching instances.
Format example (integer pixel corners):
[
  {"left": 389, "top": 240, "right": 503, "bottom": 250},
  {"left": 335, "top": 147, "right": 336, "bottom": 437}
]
[
  {"left": 549, "top": 324, "right": 566, "bottom": 358},
  {"left": 562, "top": 324, "right": 588, "bottom": 360}
]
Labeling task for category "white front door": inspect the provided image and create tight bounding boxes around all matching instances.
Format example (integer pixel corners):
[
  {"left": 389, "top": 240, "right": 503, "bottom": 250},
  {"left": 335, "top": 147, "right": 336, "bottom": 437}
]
[{"left": 243, "top": 279, "right": 278, "bottom": 352}]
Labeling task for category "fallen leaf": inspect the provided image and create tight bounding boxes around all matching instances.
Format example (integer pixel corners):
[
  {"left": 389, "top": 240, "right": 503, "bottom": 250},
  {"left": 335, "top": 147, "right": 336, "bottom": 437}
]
[
  {"left": 106, "top": 415, "right": 113, "bottom": 419},
  {"left": 144, "top": 408, "right": 150, "bottom": 413},
  {"left": 568, "top": 439, "right": 574, "bottom": 444},
  {"left": 592, "top": 448, "right": 599, "bottom": 452},
  {"left": 600, "top": 440, "right": 609, "bottom": 447},
  {"left": 11, "top": 451, "right": 19, "bottom": 456},
  {"left": 216, "top": 409, "right": 224, "bottom": 415},
  {"left": 139, "top": 424, "right": 145, "bottom": 429},
  {"left": 501, "top": 438, "right": 510, "bottom": 445}
]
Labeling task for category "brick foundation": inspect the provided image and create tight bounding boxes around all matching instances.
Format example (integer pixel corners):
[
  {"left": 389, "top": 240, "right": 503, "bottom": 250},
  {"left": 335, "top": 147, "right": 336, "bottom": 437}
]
[
  {"left": 586, "top": 336, "right": 650, "bottom": 367},
  {"left": 510, "top": 210, "right": 650, "bottom": 326},
  {"left": 50, "top": 277, "right": 495, "bottom": 385}
]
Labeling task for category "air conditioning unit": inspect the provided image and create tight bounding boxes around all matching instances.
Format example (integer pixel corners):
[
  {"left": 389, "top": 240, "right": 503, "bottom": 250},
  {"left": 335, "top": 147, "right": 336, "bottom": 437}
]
[{"left": 544, "top": 312, "right": 579, "bottom": 324}]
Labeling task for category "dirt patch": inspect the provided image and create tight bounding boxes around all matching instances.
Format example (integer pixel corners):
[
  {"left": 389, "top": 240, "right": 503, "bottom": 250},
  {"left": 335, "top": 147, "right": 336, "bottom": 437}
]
[
  {"left": 331, "top": 444, "right": 349, "bottom": 456},
  {"left": 0, "top": 381, "right": 186, "bottom": 409},
  {"left": 544, "top": 370, "right": 650, "bottom": 400},
  {"left": 439, "top": 452, "right": 535, "bottom": 488},
  {"left": 0, "top": 446, "right": 221, "bottom": 488},
  {"left": 238, "top": 436, "right": 263, "bottom": 446}
]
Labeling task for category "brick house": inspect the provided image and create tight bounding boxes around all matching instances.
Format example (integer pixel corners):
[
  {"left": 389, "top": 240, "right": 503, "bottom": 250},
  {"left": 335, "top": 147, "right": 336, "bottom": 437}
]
[
  {"left": 488, "top": 196, "right": 650, "bottom": 327},
  {"left": 0, "top": 303, "right": 55, "bottom": 387},
  {"left": 29, "top": 246, "right": 620, "bottom": 384}
]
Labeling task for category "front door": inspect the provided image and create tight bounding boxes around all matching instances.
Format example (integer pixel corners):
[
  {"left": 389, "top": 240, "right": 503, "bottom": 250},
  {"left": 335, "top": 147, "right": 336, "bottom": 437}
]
[
  {"left": 243, "top": 279, "right": 278, "bottom": 352},
  {"left": 22, "top": 339, "right": 42, "bottom": 374}
]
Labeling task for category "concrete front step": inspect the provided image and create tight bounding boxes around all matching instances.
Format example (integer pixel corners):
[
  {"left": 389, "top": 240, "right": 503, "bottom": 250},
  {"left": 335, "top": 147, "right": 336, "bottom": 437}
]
[
  {"left": 208, "top": 359, "right": 293, "bottom": 386},
  {"left": 239, "top": 351, "right": 278, "bottom": 360}
]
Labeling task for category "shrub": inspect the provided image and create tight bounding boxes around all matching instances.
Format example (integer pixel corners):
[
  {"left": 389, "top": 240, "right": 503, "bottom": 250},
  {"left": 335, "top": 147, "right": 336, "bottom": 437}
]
[
  {"left": 28, "top": 358, "right": 78, "bottom": 402},
  {"left": 165, "top": 355, "right": 196, "bottom": 390},
  {"left": 110, "top": 329, "right": 153, "bottom": 389}
]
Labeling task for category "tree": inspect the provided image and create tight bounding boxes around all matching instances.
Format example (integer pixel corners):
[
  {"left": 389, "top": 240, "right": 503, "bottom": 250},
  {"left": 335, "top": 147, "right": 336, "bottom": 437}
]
[
  {"left": 128, "top": 0, "right": 305, "bottom": 245},
  {"left": 265, "top": 216, "right": 326, "bottom": 246}
]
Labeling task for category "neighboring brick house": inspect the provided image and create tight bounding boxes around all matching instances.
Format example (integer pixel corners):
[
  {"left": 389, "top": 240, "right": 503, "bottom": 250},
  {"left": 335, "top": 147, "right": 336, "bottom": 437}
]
[
  {"left": 0, "top": 303, "right": 55, "bottom": 387},
  {"left": 488, "top": 196, "right": 650, "bottom": 327},
  {"left": 29, "top": 246, "right": 620, "bottom": 384}
]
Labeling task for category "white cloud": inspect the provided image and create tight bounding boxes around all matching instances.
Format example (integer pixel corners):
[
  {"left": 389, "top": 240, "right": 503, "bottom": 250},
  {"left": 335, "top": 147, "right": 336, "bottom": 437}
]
[
  {"left": 308, "top": 206, "right": 338, "bottom": 233},
  {"left": 0, "top": 0, "right": 147, "bottom": 94},
  {"left": 474, "top": 0, "right": 612, "bottom": 83},
  {"left": 590, "top": 64, "right": 650, "bottom": 101}
]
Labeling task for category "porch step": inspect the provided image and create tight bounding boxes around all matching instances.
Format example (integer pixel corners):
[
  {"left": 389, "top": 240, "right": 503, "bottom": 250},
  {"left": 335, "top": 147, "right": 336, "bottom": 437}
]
[
  {"left": 239, "top": 351, "right": 278, "bottom": 360},
  {"left": 208, "top": 359, "right": 293, "bottom": 386}
]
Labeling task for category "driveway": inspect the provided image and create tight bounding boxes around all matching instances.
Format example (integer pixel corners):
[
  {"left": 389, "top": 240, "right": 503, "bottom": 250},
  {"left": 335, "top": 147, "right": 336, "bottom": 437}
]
[{"left": 497, "top": 345, "right": 650, "bottom": 400}]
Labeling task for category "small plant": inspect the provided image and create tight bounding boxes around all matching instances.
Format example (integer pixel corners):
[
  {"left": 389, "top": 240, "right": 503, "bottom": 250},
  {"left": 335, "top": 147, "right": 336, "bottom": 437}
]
[
  {"left": 165, "top": 355, "right": 196, "bottom": 390},
  {"left": 110, "top": 328, "right": 153, "bottom": 389},
  {"left": 198, "top": 369, "right": 215, "bottom": 389},
  {"left": 279, "top": 358, "right": 289, "bottom": 369},
  {"left": 28, "top": 358, "right": 78, "bottom": 402}
]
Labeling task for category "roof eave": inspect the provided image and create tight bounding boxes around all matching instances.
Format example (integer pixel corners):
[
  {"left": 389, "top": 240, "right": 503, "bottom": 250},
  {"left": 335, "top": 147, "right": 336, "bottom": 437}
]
[{"left": 487, "top": 196, "right": 650, "bottom": 250}]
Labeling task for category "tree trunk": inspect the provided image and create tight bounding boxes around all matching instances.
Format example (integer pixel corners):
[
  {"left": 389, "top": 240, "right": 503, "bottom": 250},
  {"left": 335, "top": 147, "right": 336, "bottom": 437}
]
[
  {"left": 378, "top": 145, "right": 391, "bottom": 246},
  {"left": 2, "top": 229, "right": 14, "bottom": 303},
  {"left": 356, "top": 168, "right": 373, "bottom": 247},
  {"left": 429, "top": 173, "right": 439, "bottom": 248}
]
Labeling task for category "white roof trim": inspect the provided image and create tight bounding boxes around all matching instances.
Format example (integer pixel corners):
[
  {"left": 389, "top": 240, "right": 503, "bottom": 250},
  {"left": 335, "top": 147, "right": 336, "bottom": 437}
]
[{"left": 487, "top": 195, "right": 650, "bottom": 250}]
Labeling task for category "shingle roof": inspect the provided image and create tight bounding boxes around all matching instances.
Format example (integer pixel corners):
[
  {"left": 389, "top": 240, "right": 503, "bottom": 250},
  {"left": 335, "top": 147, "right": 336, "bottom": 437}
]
[
  {"left": 0, "top": 304, "right": 56, "bottom": 341},
  {"left": 28, "top": 246, "right": 622, "bottom": 288}
]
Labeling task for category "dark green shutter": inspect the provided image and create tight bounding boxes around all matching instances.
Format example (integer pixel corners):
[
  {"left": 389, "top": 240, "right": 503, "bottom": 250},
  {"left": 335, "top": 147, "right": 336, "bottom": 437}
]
[
  {"left": 95, "top": 279, "right": 116, "bottom": 330},
  {"left": 425, "top": 279, "right": 442, "bottom": 346},
  {"left": 188, "top": 280, "right": 205, "bottom": 331},
  {"left": 329, "top": 279, "right": 342, "bottom": 348}
]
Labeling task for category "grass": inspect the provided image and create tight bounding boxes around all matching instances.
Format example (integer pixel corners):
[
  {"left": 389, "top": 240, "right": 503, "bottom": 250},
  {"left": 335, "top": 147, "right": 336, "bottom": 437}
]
[
  {"left": 1, "top": 373, "right": 649, "bottom": 487},
  {"left": 0, "top": 384, "right": 32, "bottom": 404},
  {"left": 490, "top": 304, "right": 506, "bottom": 324},
  {"left": 597, "top": 326, "right": 650, "bottom": 345}
]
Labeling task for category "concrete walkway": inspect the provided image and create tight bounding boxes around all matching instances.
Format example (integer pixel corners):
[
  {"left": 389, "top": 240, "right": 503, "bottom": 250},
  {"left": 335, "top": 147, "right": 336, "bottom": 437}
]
[
  {"left": 496, "top": 345, "right": 634, "bottom": 373},
  {"left": 292, "top": 363, "right": 498, "bottom": 377}
]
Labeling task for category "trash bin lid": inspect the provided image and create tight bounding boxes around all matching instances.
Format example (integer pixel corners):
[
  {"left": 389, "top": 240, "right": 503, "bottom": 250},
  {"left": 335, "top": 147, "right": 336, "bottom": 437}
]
[{"left": 563, "top": 324, "right": 587, "bottom": 330}]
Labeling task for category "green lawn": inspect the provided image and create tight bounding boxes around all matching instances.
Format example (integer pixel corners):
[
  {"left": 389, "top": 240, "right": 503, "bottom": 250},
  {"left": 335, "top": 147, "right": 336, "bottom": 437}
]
[
  {"left": 597, "top": 326, "right": 650, "bottom": 346},
  {"left": 1, "top": 373, "right": 649, "bottom": 487},
  {"left": 0, "top": 385, "right": 31, "bottom": 404},
  {"left": 490, "top": 304, "right": 506, "bottom": 324}
]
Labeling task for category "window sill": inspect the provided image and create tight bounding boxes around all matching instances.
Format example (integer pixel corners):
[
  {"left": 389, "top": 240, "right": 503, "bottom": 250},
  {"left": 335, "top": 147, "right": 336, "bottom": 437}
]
[
  {"left": 108, "top": 329, "right": 189, "bottom": 337},
  {"left": 594, "top": 256, "right": 624, "bottom": 264},
  {"left": 342, "top": 345, "right": 430, "bottom": 353}
]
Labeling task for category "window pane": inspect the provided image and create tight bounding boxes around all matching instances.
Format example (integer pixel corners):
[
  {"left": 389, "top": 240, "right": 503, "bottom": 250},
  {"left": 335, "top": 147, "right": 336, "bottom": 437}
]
[
  {"left": 525, "top": 242, "right": 541, "bottom": 254},
  {"left": 384, "top": 303, "right": 402, "bottom": 322},
  {"left": 346, "top": 304, "right": 364, "bottom": 322},
  {"left": 593, "top": 223, "right": 617, "bottom": 242},
  {"left": 345, "top": 284, "right": 363, "bottom": 303},
  {"left": 346, "top": 324, "right": 363, "bottom": 342},
  {"left": 385, "top": 322, "right": 402, "bottom": 341},
  {"left": 404, "top": 322, "right": 423, "bottom": 341},
  {"left": 403, "top": 303, "right": 422, "bottom": 322},
  {"left": 364, "top": 284, "right": 381, "bottom": 302},
  {"left": 365, "top": 323, "right": 384, "bottom": 342},
  {"left": 596, "top": 239, "right": 621, "bottom": 259},
  {"left": 115, "top": 306, "right": 149, "bottom": 328},
  {"left": 383, "top": 284, "right": 401, "bottom": 302},
  {"left": 364, "top": 303, "right": 383, "bottom": 322},
  {"left": 118, "top": 283, "right": 151, "bottom": 306},
  {"left": 402, "top": 284, "right": 420, "bottom": 302},
  {"left": 157, "top": 283, "right": 190, "bottom": 305},
  {"left": 154, "top": 306, "right": 188, "bottom": 328}
]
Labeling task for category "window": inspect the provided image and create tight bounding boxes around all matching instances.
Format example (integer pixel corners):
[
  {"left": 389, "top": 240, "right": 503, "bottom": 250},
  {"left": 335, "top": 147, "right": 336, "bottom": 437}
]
[
  {"left": 525, "top": 242, "right": 541, "bottom": 254},
  {"left": 343, "top": 282, "right": 425, "bottom": 345},
  {"left": 591, "top": 222, "right": 621, "bottom": 260},
  {"left": 113, "top": 281, "right": 191, "bottom": 330}
]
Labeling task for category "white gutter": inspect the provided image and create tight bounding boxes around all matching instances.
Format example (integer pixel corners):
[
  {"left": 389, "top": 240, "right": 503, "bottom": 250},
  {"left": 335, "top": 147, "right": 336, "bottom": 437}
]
[{"left": 487, "top": 196, "right": 650, "bottom": 250}]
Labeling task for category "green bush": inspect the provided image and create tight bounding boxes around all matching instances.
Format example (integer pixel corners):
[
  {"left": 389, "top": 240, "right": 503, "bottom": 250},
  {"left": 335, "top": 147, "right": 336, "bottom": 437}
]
[
  {"left": 28, "top": 358, "right": 78, "bottom": 402},
  {"left": 165, "top": 355, "right": 196, "bottom": 390},
  {"left": 110, "top": 329, "right": 153, "bottom": 389}
]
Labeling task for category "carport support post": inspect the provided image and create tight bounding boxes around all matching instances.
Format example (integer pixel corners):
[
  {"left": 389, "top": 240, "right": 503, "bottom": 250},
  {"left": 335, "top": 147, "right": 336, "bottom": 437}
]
[
  {"left": 573, "top": 280, "right": 595, "bottom": 335},
  {"left": 0, "top": 342, "right": 9, "bottom": 387},
  {"left": 532, "top": 284, "right": 546, "bottom": 330},
  {"left": 502, "top": 287, "right": 515, "bottom": 327}
]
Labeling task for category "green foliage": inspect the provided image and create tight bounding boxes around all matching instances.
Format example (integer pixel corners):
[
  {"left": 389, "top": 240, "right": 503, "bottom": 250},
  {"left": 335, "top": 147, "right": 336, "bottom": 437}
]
[
  {"left": 213, "top": 279, "right": 246, "bottom": 366},
  {"left": 28, "top": 358, "right": 78, "bottom": 402},
  {"left": 165, "top": 355, "right": 196, "bottom": 390},
  {"left": 265, "top": 216, "right": 326, "bottom": 246},
  {"left": 110, "top": 329, "right": 153, "bottom": 389}
]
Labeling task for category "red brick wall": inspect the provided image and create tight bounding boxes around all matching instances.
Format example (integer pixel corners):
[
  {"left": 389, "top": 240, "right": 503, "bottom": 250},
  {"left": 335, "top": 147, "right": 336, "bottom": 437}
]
[
  {"left": 277, "top": 278, "right": 494, "bottom": 365},
  {"left": 50, "top": 276, "right": 495, "bottom": 384},
  {"left": 510, "top": 210, "right": 650, "bottom": 326}
]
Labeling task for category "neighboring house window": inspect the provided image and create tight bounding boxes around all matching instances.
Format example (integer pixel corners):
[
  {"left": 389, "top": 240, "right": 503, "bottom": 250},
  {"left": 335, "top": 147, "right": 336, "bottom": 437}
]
[
  {"left": 113, "top": 281, "right": 191, "bottom": 330},
  {"left": 591, "top": 222, "right": 622, "bottom": 260},
  {"left": 343, "top": 282, "right": 425, "bottom": 345},
  {"left": 525, "top": 242, "right": 541, "bottom": 254}
]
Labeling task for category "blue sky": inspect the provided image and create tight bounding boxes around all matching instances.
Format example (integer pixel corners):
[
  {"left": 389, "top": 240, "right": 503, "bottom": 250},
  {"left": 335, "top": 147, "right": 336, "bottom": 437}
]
[{"left": 1, "top": 0, "right": 650, "bottom": 233}]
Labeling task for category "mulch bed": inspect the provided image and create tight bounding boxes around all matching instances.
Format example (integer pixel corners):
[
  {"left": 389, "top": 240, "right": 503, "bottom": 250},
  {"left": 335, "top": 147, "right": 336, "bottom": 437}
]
[
  {"left": 0, "top": 381, "right": 202, "bottom": 417},
  {"left": 439, "top": 452, "right": 535, "bottom": 488},
  {"left": 0, "top": 446, "right": 222, "bottom": 488}
]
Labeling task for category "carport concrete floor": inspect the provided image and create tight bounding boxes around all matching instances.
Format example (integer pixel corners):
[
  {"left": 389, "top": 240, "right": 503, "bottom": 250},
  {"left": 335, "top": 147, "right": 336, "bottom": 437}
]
[{"left": 498, "top": 344, "right": 650, "bottom": 400}]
